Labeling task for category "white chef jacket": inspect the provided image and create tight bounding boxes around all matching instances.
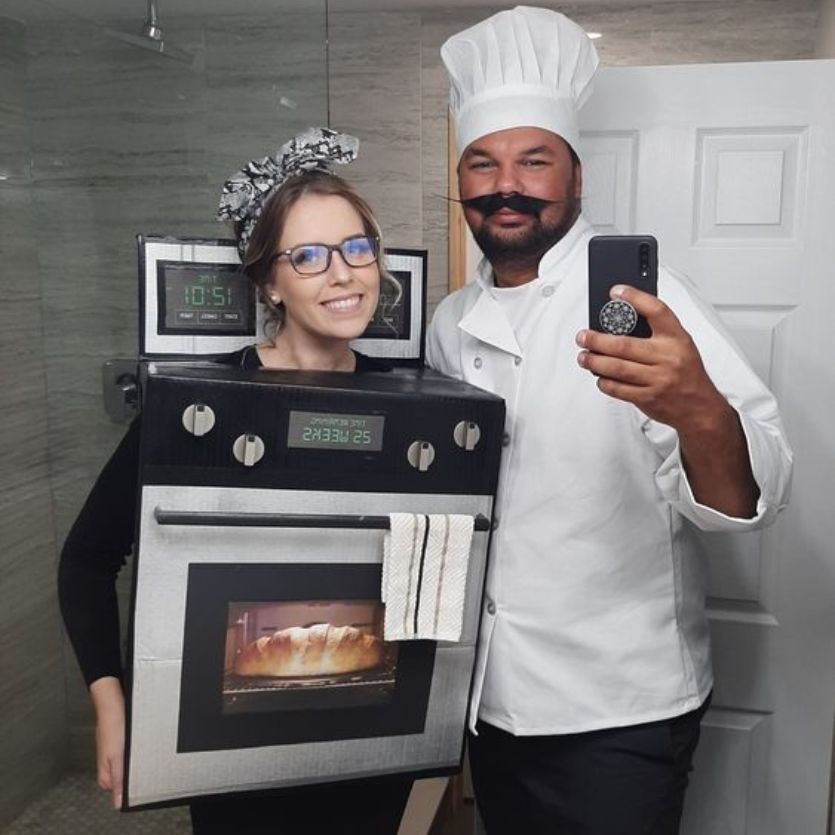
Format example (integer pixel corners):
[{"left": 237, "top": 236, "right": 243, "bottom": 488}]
[{"left": 426, "top": 216, "right": 792, "bottom": 736}]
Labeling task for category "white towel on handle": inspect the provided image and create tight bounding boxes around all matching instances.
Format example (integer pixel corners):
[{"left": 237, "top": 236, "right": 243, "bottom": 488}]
[{"left": 382, "top": 513, "right": 475, "bottom": 642}]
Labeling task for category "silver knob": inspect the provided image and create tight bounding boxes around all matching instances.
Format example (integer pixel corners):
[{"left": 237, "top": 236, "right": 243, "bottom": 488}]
[
  {"left": 406, "top": 440, "right": 435, "bottom": 472},
  {"left": 232, "top": 434, "right": 265, "bottom": 467},
  {"left": 182, "top": 403, "right": 215, "bottom": 437},
  {"left": 453, "top": 420, "right": 481, "bottom": 451}
]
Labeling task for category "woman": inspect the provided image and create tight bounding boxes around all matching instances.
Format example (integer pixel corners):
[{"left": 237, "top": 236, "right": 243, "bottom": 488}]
[{"left": 58, "top": 127, "right": 411, "bottom": 834}]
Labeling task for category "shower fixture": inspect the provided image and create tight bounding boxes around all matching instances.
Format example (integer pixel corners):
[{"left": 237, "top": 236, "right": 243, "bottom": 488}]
[{"left": 104, "top": 0, "right": 195, "bottom": 65}]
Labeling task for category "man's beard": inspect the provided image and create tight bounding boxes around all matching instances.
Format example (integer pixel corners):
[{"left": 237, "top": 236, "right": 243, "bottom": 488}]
[{"left": 465, "top": 190, "right": 581, "bottom": 273}]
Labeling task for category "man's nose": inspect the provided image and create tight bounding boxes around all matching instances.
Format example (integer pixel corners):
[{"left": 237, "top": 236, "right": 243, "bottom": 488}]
[{"left": 494, "top": 163, "right": 523, "bottom": 195}]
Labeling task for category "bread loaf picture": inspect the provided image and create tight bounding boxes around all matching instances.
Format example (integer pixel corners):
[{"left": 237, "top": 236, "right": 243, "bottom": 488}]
[{"left": 233, "top": 623, "right": 385, "bottom": 678}]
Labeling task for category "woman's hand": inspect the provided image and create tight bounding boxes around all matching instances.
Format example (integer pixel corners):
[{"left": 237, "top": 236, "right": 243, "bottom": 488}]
[{"left": 89, "top": 676, "right": 125, "bottom": 809}]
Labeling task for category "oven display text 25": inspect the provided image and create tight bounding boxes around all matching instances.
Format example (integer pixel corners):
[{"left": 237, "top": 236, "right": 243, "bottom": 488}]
[{"left": 287, "top": 411, "right": 385, "bottom": 452}]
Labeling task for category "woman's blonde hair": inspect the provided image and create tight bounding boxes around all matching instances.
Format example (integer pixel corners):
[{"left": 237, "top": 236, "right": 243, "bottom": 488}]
[{"left": 236, "top": 171, "right": 401, "bottom": 336}]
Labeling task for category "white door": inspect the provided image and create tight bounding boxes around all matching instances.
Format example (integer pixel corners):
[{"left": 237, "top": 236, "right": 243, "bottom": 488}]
[{"left": 576, "top": 60, "right": 835, "bottom": 835}]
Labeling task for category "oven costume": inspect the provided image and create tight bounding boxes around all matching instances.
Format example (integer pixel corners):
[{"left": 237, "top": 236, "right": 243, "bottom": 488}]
[
  {"left": 58, "top": 348, "right": 413, "bottom": 834},
  {"left": 429, "top": 6, "right": 793, "bottom": 833}
]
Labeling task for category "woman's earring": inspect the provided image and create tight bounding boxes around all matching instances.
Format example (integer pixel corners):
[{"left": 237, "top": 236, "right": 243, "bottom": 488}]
[{"left": 270, "top": 295, "right": 281, "bottom": 305}]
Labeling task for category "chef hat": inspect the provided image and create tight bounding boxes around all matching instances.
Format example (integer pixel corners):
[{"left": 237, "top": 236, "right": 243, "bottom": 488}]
[{"left": 441, "top": 6, "right": 599, "bottom": 156}]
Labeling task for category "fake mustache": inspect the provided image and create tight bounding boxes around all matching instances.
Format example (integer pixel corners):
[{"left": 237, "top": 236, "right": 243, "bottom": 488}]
[{"left": 452, "top": 192, "right": 572, "bottom": 217}]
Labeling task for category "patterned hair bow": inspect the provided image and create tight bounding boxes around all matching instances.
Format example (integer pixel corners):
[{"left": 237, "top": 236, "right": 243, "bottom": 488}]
[{"left": 217, "top": 127, "right": 359, "bottom": 259}]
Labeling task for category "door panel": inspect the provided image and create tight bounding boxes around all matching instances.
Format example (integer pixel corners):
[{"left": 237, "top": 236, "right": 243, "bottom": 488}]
[
  {"left": 580, "top": 131, "right": 639, "bottom": 235},
  {"left": 682, "top": 708, "right": 772, "bottom": 835}
]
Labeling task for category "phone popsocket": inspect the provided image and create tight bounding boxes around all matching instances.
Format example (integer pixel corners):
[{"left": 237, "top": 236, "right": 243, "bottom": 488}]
[{"left": 599, "top": 299, "right": 639, "bottom": 335}]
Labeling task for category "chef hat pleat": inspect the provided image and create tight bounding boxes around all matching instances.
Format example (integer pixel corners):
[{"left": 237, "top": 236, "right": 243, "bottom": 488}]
[
  {"left": 442, "top": 6, "right": 599, "bottom": 156},
  {"left": 514, "top": 13, "right": 539, "bottom": 83}
]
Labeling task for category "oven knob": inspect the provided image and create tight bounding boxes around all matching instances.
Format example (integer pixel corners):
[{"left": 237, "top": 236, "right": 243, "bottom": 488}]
[
  {"left": 233, "top": 433, "right": 265, "bottom": 467},
  {"left": 182, "top": 403, "right": 215, "bottom": 437},
  {"left": 453, "top": 420, "right": 481, "bottom": 451},
  {"left": 407, "top": 440, "right": 435, "bottom": 472}
]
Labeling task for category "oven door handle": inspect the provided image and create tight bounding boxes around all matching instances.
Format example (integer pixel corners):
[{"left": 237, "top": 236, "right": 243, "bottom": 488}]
[{"left": 153, "top": 508, "right": 491, "bottom": 531}]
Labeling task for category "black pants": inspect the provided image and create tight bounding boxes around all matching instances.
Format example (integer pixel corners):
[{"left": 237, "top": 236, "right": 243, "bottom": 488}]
[
  {"left": 189, "top": 775, "right": 413, "bottom": 835},
  {"left": 469, "top": 697, "right": 711, "bottom": 835}
]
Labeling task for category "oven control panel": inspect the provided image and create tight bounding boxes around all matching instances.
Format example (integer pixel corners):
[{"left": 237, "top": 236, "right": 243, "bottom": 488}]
[{"left": 139, "top": 365, "right": 505, "bottom": 495}]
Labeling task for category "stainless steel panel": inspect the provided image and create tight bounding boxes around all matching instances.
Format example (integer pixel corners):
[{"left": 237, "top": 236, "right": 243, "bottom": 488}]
[{"left": 127, "top": 485, "right": 492, "bottom": 807}]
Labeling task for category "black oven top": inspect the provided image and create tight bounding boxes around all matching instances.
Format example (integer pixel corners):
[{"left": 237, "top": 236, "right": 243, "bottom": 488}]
[{"left": 138, "top": 365, "right": 505, "bottom": 495}]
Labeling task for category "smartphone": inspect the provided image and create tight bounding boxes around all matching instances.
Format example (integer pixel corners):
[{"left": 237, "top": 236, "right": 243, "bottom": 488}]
[{"left": 588, "top": 234, "right": 658, "bottom": 338}]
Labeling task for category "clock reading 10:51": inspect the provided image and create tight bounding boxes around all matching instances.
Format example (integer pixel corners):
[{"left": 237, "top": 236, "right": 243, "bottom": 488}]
[
  {"left": 161, "top": 261, "right": 254, "bottom": 333},
  {"left": 184, "top": 275, "right": 233, "bottom": 307}
]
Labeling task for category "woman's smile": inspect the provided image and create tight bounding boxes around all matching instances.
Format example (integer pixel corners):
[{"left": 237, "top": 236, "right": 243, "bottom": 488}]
[{"left": 321, "top": 293, "right": 364, "bottom": 313}]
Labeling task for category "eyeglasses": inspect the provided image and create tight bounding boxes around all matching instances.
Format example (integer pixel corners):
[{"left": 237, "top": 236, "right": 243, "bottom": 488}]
[{"left": 272, "top": 234, "right": 380, "bottom": 276}]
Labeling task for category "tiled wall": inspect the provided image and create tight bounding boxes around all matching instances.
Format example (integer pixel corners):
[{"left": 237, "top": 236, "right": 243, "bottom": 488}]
[
  {"left": 1, "top": 10, "right": 331, "bottom": 821},
  {"left": 329, "top": 9, "right": 467, "bottom": 311},
  {"left": 0, "top": 0, "right": 819, "bottom": 827},
  {"left": 0, "top": 15, "right": 68, "bottom": 828}
]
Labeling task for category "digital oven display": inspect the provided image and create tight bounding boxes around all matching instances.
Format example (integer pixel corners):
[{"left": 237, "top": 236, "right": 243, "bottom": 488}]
[
  {"left": 158, "top": 261, "right": 255, "bottom": 335},
  {"left": 287, "top": 411, "right": 385, "bottom": 452}
]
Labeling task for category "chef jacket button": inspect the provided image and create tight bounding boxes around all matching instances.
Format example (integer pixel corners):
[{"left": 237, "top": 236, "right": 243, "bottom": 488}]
[
  {"left": 486, "top": 600, "right": 497, "bottom": 616},
  {"left": 514, "top": 356, "right": 522, "bottom": 366},
  {"left": 542, "top": 285, "right": 555, "bottom": 298},
  {"left": 474, "top": 356, "right": 483, "bottom": 369},
  {"left": 502, "top": 432, "right": 510, "bottom": 447}
]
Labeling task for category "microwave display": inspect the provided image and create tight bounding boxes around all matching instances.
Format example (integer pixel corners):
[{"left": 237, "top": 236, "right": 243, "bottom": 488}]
[{"left": 158, "top": 261, "right": 255, "bottom": 335}]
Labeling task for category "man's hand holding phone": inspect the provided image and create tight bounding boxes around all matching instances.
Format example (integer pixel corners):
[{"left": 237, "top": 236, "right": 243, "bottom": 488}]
[
  {"left": 577, "top": 283, "right": 760, "bottom": 518},
  {"left": 576, "top": 284, "right": 729, "bottom": 436}
]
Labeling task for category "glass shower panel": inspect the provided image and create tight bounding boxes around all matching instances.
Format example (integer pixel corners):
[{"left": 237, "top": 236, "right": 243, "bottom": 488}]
[
  {"left": 26, "top": 1, "right": 328, "bottom": 540},
  {"left": 21, "top": 0, "right": 329, "bottom": 769}
]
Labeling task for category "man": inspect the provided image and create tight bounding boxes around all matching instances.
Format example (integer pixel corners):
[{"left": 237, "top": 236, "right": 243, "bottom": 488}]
[{"left": 427, "top": 7, "right": 793, "bottom": 834}]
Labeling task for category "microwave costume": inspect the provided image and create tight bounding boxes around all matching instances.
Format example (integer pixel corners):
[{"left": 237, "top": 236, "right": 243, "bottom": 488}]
[
  {"left": 58, "top": 129, "right": 505, "bottom": 813},
  {"left": 428, "top": 8, "right": 792, "bottom": 831}
]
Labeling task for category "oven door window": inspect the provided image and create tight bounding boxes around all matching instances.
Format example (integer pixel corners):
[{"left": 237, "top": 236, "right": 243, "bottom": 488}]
[{"left": 177, "top": 563, "right": 435, "bottom": 753}]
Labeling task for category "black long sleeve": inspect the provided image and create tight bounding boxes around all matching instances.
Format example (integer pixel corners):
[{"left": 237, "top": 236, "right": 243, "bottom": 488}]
[{"left": 57, "top": 418, "right": 141, "bottom": 685}]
